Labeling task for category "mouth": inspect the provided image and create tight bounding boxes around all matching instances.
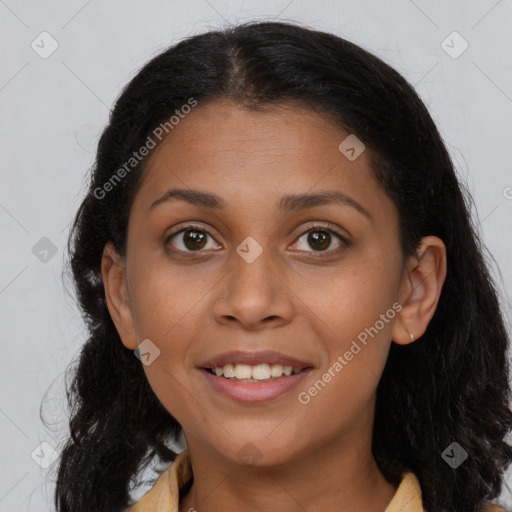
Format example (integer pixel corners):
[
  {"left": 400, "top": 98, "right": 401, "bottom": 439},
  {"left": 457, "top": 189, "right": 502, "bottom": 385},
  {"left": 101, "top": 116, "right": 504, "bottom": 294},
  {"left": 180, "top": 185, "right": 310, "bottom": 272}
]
[{"left": 197, "top": 350, "right": 314, "bottom": 403}]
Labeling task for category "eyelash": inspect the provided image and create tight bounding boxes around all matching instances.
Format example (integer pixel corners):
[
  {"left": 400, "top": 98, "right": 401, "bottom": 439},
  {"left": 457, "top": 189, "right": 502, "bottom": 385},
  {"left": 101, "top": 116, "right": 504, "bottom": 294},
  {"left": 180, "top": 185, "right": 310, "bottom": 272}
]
[{"left": 165, "top": 222, "right": 351, "bottom": 259}]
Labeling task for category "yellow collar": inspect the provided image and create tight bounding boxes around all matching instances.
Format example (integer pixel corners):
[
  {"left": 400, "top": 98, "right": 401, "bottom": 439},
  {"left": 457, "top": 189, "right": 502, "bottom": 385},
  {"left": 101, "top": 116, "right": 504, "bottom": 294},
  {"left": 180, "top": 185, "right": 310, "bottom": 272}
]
[{"left": 126, "top": 449, "right": 503, "bottom": 512}]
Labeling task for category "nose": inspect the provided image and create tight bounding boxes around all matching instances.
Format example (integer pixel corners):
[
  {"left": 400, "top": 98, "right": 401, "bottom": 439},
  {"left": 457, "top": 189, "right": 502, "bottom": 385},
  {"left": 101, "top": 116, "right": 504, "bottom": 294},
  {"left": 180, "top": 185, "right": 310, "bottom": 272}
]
[{"left": 212, "top": 244, "right": 295, "bottom": 331}]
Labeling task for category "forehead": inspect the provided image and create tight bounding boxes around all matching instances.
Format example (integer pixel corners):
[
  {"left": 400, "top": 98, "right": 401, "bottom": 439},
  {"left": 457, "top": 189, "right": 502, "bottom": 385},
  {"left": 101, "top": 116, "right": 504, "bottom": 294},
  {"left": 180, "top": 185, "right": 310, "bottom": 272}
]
[{"left": 132, "top": 99, "right": 386, "bottom": 215}]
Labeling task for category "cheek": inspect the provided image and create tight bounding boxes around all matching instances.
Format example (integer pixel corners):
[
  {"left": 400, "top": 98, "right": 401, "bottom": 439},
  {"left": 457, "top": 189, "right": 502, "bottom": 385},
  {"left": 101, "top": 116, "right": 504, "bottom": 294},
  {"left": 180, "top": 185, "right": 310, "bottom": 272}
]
[
  {"left": 126, "top": 256, "right": 214, "bottom": 415},
  {"left": 295, "top": 285, "right": 395, "bottom": 437},
  {"left": 308, "top": 255, "right": 400, "bottom": 393},
  {"left": 128, "top": 254, "right": 209, "bottom": 340},
  {"left": 314, "top": 254, "right": 400, "bottom": 341}
]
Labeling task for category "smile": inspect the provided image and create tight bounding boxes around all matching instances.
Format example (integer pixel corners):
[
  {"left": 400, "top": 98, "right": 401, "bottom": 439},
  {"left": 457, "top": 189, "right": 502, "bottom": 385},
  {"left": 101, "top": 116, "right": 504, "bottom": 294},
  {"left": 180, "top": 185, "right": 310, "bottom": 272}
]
[
  {"left": 205, "top": 363, "right": 305, "bottom": 382},
  {"left": 198, "top": 349, "right": 314, "bottom": 402}
]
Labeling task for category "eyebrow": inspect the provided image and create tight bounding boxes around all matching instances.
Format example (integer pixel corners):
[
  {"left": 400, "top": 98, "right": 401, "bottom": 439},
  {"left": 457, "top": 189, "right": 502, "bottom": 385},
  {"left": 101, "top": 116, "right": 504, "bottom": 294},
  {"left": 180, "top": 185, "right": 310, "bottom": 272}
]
[{"left": 149, "top": 188, "right": 371, "bottom": 218}]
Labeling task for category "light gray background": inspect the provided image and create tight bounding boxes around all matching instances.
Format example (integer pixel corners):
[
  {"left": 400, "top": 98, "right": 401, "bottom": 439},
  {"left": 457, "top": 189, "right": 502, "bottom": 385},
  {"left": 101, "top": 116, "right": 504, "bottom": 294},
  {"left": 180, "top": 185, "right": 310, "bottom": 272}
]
[{"left": 1, "top": 0, "right": 511, "bottom": 510}]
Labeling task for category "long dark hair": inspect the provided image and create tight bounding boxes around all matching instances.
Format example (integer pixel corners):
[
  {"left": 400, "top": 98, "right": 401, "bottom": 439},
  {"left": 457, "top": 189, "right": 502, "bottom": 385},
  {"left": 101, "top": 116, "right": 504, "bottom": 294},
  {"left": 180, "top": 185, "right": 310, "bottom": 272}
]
[{"left": 51, "top": 20, "right": 512, "bottom": 512}]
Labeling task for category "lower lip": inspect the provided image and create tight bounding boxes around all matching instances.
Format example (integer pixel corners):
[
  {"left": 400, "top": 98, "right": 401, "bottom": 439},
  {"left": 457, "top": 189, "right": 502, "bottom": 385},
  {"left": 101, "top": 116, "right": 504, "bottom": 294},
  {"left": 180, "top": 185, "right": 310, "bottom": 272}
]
[{"left": 199, "top": 368, "right": 313, "bottom": 403}]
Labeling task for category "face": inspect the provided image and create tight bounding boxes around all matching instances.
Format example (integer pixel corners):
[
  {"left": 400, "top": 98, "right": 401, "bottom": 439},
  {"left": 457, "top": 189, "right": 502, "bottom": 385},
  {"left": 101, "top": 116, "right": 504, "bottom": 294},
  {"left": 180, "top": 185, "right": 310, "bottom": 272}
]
[{"left": 102, "top": 99, "right": 441, "bottom": 467}]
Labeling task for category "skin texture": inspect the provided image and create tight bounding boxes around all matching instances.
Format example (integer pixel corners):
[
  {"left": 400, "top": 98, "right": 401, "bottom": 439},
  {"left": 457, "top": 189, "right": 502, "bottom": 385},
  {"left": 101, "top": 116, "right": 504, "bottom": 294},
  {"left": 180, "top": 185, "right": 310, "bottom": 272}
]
[{"left": 102, "top": 99, "right": 447, "bottom": 512}]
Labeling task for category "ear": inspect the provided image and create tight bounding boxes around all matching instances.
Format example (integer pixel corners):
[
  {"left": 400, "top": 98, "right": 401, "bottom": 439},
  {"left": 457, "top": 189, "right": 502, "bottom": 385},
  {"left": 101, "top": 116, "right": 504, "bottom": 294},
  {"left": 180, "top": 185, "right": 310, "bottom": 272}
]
[
  {"left": 101, "top": 242, "right": 138, "bottom": 350},
  {"left": 392, "top": 236, "right": 447, "bottom": 345}
]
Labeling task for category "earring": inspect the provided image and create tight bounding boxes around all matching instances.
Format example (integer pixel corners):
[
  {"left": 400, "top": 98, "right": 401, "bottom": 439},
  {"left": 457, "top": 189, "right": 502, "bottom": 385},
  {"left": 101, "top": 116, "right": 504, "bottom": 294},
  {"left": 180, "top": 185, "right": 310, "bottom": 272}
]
[{"left": 409, "top": 332, "right": 415, "bottom": 342}]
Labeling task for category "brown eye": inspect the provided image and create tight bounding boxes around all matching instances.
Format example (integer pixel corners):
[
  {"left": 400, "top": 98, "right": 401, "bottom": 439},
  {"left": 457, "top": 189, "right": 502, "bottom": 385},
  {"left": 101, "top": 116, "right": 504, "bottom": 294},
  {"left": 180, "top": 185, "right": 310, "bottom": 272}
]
[
  {"left": 294, "top": 228, "right": 345, "bottom": 252},
  {"left": 182, "top": 229, "right": 207, "bottom": 250},
  {"left": 166, "top": 226, "right": 220, "bottom": 252},
  {"left": 307, "top": 230, "right": 331, "bottom": 251}
]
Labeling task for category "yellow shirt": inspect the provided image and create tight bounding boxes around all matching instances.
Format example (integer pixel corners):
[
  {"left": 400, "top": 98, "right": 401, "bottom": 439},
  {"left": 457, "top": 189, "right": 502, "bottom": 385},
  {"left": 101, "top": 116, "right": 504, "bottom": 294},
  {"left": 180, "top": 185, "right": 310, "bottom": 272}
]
[{"left": 126, "top": 450, "right": 505, "bottom": 512}]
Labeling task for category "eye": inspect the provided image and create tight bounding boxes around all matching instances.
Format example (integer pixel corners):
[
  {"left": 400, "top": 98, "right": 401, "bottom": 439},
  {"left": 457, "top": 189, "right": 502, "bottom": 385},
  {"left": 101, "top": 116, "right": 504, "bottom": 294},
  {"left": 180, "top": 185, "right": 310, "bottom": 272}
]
[
  {"left": 165, "top": 222, "right": 350, "bottom": 256},
  {"left": 290, "top": 223, "right": 350, "bottom": 254},
  {"left": 166, "top": 224, "right": 221, "bottom": 252}
]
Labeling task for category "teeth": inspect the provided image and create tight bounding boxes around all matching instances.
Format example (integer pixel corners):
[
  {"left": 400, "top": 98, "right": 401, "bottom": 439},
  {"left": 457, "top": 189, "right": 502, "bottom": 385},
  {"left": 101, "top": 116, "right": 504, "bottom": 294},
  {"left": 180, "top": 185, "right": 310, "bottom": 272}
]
[
  {"left": 209, "top": 363, "right": 304, "bottom": 380},
  {"left": 235, "top": 364, "right": 252, "bottom": 379},
  {"left": 283, "top": 366, "right": 293, "bottom": 376},
  {"left": 223, "top": 364, "right": 236, "bottom": 378},
  {"left": 252, "top": 363, "right": 271, "bottom": 380},
  {"left": 270, "top": 364, "right": 283, "bottom": 377}
]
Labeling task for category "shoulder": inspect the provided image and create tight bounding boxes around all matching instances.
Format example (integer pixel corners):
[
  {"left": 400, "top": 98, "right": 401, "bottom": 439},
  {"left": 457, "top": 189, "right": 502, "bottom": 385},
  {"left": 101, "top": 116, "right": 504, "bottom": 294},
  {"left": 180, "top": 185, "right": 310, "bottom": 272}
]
[
  {"left": 479, "top": 503, "right": 508, "bottom": 512},
  {"left": 124, "top": 465, "right": 174, "bottom": 512},
  {"left": 125, "top": 450, "right": 192, "bottom": 512}
]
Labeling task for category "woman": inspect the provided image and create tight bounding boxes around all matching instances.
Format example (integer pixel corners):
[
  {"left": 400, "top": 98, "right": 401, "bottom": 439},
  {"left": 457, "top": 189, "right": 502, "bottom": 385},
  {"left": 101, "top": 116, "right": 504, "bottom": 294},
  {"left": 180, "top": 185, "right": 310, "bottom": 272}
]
[{"left": 54, "top": 21, "right": 512, "bottom": 512}]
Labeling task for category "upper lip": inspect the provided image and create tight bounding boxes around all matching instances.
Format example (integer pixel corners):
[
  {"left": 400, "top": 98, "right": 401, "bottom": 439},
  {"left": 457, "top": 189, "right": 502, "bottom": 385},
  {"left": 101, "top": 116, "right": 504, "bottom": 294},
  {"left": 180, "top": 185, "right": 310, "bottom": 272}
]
[{"left": 198, "top": 350, "right": 313, "bottom": 369}]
